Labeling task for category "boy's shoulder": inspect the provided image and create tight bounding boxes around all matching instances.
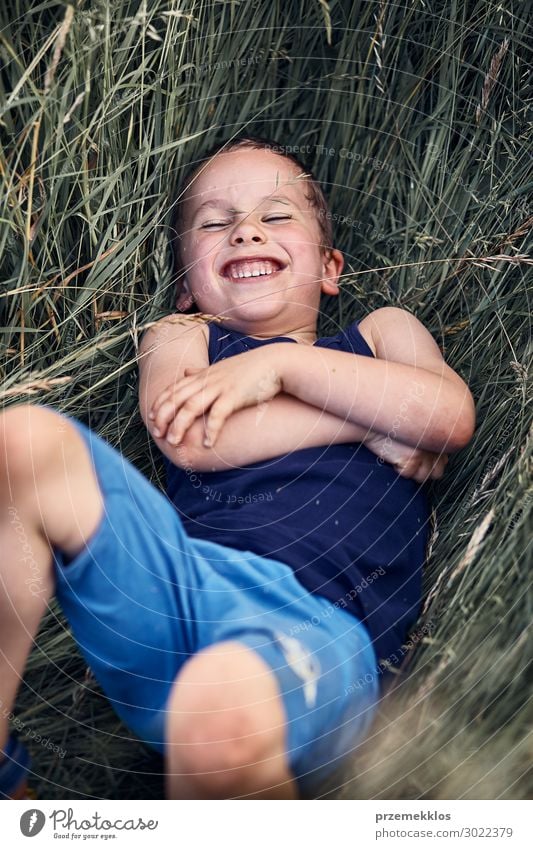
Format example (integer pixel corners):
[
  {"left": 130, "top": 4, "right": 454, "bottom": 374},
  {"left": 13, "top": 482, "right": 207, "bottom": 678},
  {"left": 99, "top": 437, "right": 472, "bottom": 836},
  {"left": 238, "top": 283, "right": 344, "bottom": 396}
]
[
  {"left": 139, "top": 313, "right": 209, "bottom": 353},
  {"left": 355, "top": 306, "right": 428, "bottom": 360},
  {"left": 353, "top": 311, "right": 379, "bottom": 357},
  {"left": 357, "top": 307, "right": 404, "bottom": 357}
]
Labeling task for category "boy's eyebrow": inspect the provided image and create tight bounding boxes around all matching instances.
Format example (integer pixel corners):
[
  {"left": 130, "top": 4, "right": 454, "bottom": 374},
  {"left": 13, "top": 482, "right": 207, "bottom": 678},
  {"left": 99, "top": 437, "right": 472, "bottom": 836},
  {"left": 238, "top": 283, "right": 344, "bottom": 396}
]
[{"left": 192, "top": 194, "right": 292, "bottom": 221}]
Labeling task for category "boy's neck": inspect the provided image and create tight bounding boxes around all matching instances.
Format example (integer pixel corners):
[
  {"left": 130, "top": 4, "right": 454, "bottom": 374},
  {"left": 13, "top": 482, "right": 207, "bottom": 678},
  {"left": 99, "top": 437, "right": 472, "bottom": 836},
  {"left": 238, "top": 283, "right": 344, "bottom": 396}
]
[
  {"left": 250, "top": 329, "right": 317, "bottom": 345},
  {"left": 215, "top": 318, "right": 318, "bottom": 345}
]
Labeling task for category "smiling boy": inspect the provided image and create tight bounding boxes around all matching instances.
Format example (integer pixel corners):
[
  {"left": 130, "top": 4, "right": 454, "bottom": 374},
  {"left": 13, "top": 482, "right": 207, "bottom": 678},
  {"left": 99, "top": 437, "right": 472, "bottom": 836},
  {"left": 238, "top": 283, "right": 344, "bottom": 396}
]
[{"left": 0, "top": 136, "right": 475, "bottom": 801}]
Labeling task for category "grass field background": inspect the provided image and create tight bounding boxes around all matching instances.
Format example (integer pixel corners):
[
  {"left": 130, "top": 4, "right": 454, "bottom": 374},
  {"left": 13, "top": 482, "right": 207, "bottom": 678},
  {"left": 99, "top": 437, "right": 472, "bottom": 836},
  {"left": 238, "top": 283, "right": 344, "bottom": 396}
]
[{"left": 0, "top": 0, "right": 531, "bottom": 798}]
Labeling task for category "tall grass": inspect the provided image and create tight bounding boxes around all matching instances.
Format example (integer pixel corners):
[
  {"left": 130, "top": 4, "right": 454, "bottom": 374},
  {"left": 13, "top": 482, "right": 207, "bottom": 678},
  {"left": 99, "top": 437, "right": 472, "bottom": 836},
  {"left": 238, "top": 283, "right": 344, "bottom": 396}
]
[{"left": 1, "top": 0, "right": 531, "bottom": 798}]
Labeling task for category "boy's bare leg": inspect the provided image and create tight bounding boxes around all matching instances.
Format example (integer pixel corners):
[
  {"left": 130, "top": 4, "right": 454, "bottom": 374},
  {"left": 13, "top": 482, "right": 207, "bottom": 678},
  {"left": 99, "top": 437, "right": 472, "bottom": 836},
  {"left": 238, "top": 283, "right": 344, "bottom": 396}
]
[
  {"left": 0, "top": 404, "right": 104, "bottom": 751},
  {"left": 165, "top": 641, "right": 298, "bottom": 799},
  {"left": 1, "top": 405, "right": 297, "bottom": 799}
]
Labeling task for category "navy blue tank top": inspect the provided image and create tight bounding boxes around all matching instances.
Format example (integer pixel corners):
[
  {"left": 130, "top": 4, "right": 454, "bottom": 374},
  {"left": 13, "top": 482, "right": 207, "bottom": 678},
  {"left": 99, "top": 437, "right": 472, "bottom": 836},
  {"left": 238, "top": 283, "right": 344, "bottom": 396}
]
[{"left": 163, "top": 319, "right": 431, "bottom": 672}]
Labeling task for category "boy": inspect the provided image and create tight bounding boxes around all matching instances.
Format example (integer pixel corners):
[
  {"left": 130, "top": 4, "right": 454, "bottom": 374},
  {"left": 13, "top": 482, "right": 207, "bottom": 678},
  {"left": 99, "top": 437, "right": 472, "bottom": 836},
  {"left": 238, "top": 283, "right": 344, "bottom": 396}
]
[{"left": 0, "top": 137, "right": 475, "bottom": 800}]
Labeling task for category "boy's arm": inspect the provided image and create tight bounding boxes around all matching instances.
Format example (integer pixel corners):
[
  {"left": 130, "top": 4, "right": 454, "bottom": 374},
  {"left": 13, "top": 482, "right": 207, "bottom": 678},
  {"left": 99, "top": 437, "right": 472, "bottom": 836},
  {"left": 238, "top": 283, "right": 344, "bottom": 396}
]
[
  {"left": 280, "top": 307, "right": 476, "bottom": 452},
  {"left": 138, "top": 316, "right": 210, "bottom": 468},
  {"left": 149, "top": 308, "right": 474, "bottom": 460},
  {"left": 138, "top": 316, "right": 377, "bottom": 470}
]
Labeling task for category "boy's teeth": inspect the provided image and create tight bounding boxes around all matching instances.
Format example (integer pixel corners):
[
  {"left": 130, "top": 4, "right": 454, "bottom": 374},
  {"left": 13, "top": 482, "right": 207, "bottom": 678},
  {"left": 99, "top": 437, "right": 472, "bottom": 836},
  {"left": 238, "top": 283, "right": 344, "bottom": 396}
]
[{"left": 227, "top": 260, "right": 280, "bottom": 279}]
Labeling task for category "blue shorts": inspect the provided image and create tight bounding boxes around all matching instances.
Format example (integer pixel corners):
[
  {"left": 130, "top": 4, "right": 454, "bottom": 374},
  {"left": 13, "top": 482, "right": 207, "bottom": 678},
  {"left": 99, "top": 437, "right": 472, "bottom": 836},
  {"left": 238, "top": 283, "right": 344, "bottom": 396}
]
[{"left": 50, "top": 410, "right": 380, "bottom": 796}]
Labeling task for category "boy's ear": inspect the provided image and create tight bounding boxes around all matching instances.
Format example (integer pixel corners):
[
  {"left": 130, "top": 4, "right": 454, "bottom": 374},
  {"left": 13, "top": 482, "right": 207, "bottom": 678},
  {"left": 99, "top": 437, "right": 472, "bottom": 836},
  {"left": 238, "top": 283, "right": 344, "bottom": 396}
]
[
  {"left": 320, "top": 248, "right": 344, "bottom": 296},
  {"left": 175, "top": 279, "right": 195, "bottom": 311}
]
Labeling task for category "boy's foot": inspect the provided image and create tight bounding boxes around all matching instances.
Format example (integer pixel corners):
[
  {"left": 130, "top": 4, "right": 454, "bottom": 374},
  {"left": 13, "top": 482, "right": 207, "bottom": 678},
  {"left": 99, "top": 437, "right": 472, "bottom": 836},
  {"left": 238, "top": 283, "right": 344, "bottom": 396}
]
[{"left": 0, "top": 735, "right": 33, "bottom": 800}]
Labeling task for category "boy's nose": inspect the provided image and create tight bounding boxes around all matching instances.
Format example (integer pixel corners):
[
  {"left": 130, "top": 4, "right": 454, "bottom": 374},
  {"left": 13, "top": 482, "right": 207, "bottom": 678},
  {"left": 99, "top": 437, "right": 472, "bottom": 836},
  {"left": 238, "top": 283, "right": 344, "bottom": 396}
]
[
  {"left": 232, "top": 233, "right": 264, "bottom": 244},
  {"left": 230, "top": 220, "right": 267, "bottom": 245}
]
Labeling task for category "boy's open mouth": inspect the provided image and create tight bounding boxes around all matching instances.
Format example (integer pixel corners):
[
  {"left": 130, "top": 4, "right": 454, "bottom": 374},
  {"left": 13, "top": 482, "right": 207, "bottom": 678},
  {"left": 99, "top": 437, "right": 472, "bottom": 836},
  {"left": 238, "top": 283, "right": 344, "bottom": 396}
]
[{"left": 219, "top": 257, "right": 286, "bottom": 281}]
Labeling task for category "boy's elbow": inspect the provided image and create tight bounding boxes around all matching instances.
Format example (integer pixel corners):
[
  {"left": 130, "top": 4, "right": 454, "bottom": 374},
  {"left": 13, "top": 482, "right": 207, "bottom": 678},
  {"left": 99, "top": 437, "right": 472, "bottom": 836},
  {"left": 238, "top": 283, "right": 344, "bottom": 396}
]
[
  {"left": 141, "top": 417, "right": 202, "bottom": 472},
  {"left": 164, "top": 425, "right": 213, "bottom": 471},
  {"left": 170, "top": 440, "right": 199, "bottom": 472},
  {"left": 180, "top": 419, "right": 239, "bottom": 472},
  {"left": 450, "top": 393, "right": 477, "bottom": 451}
]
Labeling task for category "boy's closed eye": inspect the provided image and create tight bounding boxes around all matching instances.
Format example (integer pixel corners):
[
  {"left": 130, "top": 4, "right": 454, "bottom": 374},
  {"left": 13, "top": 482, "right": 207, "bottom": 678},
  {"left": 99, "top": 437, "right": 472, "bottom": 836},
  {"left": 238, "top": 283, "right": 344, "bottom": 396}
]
[{"left": 200, "top": 215, "right": 293, "bottom": 229}]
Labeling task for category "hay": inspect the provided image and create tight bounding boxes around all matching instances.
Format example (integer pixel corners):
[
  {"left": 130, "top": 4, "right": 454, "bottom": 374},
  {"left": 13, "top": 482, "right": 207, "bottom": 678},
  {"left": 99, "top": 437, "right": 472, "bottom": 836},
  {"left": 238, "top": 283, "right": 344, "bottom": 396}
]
[{"left": 1, "top": 0, "right": 531, "bottom": 799}]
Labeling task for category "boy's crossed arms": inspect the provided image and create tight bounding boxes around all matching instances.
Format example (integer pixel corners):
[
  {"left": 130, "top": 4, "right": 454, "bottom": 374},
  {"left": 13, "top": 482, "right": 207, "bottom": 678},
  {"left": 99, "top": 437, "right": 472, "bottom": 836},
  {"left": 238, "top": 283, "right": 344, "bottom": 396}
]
[{"left": 138, "top": 307, "right": 475, "bottom": 481}]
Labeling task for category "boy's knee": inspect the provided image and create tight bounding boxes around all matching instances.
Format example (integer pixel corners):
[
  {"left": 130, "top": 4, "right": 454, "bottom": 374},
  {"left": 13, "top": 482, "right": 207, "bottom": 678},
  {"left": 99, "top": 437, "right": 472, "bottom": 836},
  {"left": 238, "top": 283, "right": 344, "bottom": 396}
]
[
  {"left": 167, "top": 701, "right": 259, "bottom": 793},
  {"left": 0, "top": 404, "right": 104, "bottom": 554},
  {"left": 0, "top": 404, "right": 70, "bottom": 483},
  {"left": 165, "top": 642, "right": 289, "bottom": 792}
]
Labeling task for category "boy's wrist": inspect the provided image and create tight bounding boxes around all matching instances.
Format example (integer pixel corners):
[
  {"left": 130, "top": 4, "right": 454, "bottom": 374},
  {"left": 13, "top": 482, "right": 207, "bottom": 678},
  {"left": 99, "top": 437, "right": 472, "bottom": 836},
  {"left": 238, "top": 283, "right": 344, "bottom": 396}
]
[
  {"left": 273, "top": 342, "right": 310, "bottom": 397},
  {"left": 275, "top": 344, "right": 351, "bottom": 414}
]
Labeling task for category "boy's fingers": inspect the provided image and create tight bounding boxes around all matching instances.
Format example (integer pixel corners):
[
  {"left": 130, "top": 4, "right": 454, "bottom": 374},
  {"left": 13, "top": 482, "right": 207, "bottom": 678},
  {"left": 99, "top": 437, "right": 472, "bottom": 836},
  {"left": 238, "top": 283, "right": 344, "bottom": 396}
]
[
  {"left": 166, "top": 387, "right": 218, "bottom": 444},
  {"left": 204, "top": 397, "right": 234, "bottom": 447},
  {"left": 167, "top": 408, "right": 201, "bottom": 445},
  {"left": 149, "top": 387, "right": 172, "bottom": 418},
  {"left": 150, "top": 373, "right": 203, "bottom": 418},
  {"left": 151, "top": 398, "right": 183, "bottom": 436},
  {"left": 152, "top": 380, "right": 205, "bottom": 433},
  {"left": 430, "top": 454, "right": 448, "bottom": 479}
]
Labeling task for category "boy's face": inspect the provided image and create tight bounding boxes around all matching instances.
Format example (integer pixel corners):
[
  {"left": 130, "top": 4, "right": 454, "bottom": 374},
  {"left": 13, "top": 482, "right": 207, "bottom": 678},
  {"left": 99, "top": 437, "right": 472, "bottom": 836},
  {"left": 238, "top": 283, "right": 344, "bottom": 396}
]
[{"left": 176, "top": 148, "right": 343, "bottom": 335}]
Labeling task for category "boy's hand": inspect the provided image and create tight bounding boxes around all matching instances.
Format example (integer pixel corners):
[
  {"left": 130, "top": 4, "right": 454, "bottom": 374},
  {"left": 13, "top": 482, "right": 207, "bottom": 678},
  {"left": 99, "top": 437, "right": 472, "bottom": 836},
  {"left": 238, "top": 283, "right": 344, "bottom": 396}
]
[
  {"left": 149, "top": 347, "right": 283, "bottom": 448},
  {"left": 364, "top": 431, "right": 449, "bottom": 482}
]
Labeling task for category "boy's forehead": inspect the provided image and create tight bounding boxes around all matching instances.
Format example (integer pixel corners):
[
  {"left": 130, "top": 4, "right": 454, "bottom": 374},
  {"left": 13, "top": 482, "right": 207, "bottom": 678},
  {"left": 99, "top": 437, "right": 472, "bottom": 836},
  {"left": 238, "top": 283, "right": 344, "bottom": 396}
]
[{"left": 183, "top": 149, "right": 308, "bottom": 214}]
